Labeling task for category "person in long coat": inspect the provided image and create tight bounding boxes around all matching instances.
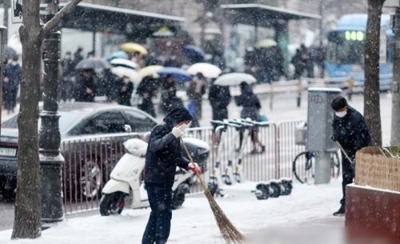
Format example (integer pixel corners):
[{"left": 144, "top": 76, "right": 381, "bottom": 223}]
[
  {"left": 235, "top": 82, "right": 265, "bottom": 154},
  {"left": 3, "top": 56, "right": 21, "bottom": 114},
  {"left": 116, "top": 76, "right": 134, "bottom": 106},
  {"left": 160, "top": 74, "right": 182, "bottom": 115},
  {"left": 186, "top": 72, "right": 206, "bottom": 128},
  {"left": 75, "top": 69, "right": 96, "bottom": 102},
  {"left": 136, "top": 76, "right": 157, "bottom": 118}
]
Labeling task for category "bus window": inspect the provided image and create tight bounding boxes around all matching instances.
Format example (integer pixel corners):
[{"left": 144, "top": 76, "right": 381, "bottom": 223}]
[{"left": 326, "top": 31, "right": 364, "bottom": 65}]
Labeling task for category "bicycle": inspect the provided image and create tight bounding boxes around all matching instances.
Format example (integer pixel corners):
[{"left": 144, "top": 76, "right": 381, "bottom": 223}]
[{"left": 292, "top": 150, "right": 341, "bottom": 184}]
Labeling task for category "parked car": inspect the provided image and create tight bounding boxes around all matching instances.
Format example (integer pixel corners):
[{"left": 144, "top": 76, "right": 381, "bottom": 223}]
[{"left": 0, "top": 102, "right": 158, "bottom": 200}]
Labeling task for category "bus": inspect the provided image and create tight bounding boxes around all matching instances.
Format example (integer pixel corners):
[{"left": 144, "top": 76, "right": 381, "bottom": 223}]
[{"left": 325, "top": 14, "right": 394, "bottom": 91}]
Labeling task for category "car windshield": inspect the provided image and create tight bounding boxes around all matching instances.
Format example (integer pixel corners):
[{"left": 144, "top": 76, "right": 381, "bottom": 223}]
[{"left": 2, "top": 111, "right": 83, "bottom": 133}]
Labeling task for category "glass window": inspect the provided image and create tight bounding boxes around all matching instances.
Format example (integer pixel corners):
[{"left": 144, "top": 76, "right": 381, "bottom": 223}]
[
  {"left": 327, "top": 31, "right": 365, "bottom": 65},
  {"left": 2, "top": 112, "right": 83, "bottom": 134},
  {"left": 78, "top": 111, "right": 126, "bottom": 135},
  {"left": 122, "top": 110, "right": 156, "bottom": 132}
]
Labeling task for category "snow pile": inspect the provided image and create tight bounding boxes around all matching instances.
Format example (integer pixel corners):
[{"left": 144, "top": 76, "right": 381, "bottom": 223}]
[{"left": 0, "top": 180, "right": 344, "bottom": 244}]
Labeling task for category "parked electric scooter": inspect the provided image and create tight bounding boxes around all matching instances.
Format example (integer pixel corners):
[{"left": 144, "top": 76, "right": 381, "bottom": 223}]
[{"left": 100, "top": 137, "right": 210, "bottom": 216}]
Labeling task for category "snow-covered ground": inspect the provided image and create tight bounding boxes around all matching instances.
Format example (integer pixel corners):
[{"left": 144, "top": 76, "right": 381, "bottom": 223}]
[{"left": 0, "top": 180, "right": 344, "bottom": 244}]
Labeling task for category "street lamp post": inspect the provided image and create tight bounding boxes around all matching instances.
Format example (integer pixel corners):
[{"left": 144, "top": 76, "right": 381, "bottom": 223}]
[{"left": 39, "top": 0, "right": 64, "bottom": 225}]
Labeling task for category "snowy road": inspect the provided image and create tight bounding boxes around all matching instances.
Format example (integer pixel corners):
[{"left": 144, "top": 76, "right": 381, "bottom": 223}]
[
  {"left": 0, "top": 179, "right": 344, "bottom": 244},
  {"left": 0, "top": 91, "right": 393, "bottom": 237}
]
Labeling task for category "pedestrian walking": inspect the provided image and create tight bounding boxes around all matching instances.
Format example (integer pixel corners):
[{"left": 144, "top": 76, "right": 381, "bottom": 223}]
[
  {"left": 331, "top": 96, "right": 371, "bottom": 216},
  {"left": 3, "top": 56, "right": 21, "bottom": 114},
  {"left": 160, "top": 74, "right": 183, "bottom": 115},
  {"left": 136, "top": 76, "right": 158, "bottom": 118},
  {"left": 116, "top": 76, "right": 134, "bottom": 106},
  {"left": 208, "top": 78, "right": 231, "bottom": 122},
  {"left": 187, "top": 72, "right": 206, "bottom": 128},
  {"left": 60, "top": 51, "right": 74, "bottom": 102},
  {"left": 141, "top": 107, "right": 201, "bottom": 244},
  {"left": 291, "top": 49, "right": 305, "bottom": 80},
  {"left": 74, "top": 69, "right": 96, "bottom": 102},
  {"left": 234, "top": 82, "right": 265, "bottom": 154}
]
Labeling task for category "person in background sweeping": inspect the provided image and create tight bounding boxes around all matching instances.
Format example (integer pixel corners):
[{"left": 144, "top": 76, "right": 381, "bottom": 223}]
[
  {"left": 142, "top": 107, "right": 201, "bottom": 244},
  {"left": 331, "top": 96, "right": 371, "bottom": 216}
]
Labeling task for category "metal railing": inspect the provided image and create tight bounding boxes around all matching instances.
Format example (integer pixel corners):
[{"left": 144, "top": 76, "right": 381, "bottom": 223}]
[{"left": 61, "top": 120, "right": 309, "bottom": 215}]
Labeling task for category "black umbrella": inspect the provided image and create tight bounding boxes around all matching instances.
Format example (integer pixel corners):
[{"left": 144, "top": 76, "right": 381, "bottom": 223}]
[{"left": 75, "top": 58, "right": 111, "bottom": 70}]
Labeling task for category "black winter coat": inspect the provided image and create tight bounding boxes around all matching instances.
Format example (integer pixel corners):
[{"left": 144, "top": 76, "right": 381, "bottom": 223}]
[
  {"left": 75, "top": 75, "right": 96, "bottom": 102},
  {"left": 235, "top": 87, "right": 261, "bottom": 121},
  {"left": 332, "top": 106, "right": 371, "bottom": 160},
  {"left": 144, "top": 121, "right": 190, "bottom": 187}
]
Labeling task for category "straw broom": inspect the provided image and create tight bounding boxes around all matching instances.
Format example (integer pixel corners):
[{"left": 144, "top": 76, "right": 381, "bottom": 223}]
[{"left": 180, "top": 138, "right": 245, "bottom": 244}]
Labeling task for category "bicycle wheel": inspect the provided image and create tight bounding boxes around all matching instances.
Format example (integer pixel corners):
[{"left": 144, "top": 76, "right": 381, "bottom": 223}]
[
  {"left": 292, "top": 151, "right": 315, "bottom": 184},
  {"left": 330, "top": 151, "right": 341, "bottom": 179}
]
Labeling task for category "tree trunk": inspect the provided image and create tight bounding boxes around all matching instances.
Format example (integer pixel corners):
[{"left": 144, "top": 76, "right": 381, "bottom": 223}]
[
  {"left": 11, "top": 0, "right": 43, "bottom": 239},
  {"left": 391, "top": 8, "right": 400, "bottom": 145},
  {"left": 11, "top": 0, "right": 82, "bottom": 239},
  {"left": 363, "top": 0, "right": 385, "bottom": 147}
]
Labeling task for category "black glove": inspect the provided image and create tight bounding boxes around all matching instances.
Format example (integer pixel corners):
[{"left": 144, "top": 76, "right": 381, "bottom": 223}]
[{"left": 331, "top": 135, "right": 337, "bottom": 141}]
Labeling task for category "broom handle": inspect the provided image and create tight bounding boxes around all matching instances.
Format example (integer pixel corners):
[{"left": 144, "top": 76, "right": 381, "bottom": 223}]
[
  {"left": 180, "top": 138, "right": 209, "bottom": 191},
  {"left": 335, "top": 141, "right": 353, "bottom": 163}
]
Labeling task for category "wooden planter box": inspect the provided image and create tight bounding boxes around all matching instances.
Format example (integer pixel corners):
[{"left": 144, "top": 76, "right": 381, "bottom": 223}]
[
  {"left": 346, "top": 185, "right": 400, "bottom": 244},
  {"left": 346, "top": 147, "right": 400, "bottom": 244}
]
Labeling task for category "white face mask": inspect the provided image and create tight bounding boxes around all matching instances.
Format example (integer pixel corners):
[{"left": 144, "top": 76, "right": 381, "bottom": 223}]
[
  {"left": 11, "top": 61, "right": 17, "bottom": 66},
  {"left": 335, "top": 111, "right": 347, "bottom": 118},
  {"left": 179, "top": 123, "right": 189, "bottom": 131}
]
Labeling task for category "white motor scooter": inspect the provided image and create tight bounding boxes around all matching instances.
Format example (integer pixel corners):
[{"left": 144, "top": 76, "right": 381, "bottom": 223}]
[{"left": 100, "top": 137, "right": 209, "bottom": 216}]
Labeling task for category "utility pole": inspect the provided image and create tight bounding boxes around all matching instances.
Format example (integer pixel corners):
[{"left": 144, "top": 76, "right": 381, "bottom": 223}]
[
  {"left": 2, "top": 0, "right": 9, "bottom": 47},
  {"left": 40, "top": 0, "right": 64, "bottom": 225},
  {"left": 319, "top": 0, "right": 324, "bottom": 78},
  {"left": 391, "top": 7, "right": 400, "bottom": 145}
]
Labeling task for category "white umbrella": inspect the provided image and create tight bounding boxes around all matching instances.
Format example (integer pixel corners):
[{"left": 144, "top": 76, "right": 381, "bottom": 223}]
[
  {"left": 110, "top": 58, "right": 138, "bottom": 70},
  {"left": 111, "top": 67, "right": 138, "bottom": 83},
  {"left": 214, "top": 73, "right": 257, "bottom": 86},
  {"left": 187, "top": 63, "right": 222, "bottom": 78},
  {"left": 255, "top": 39, "right": 277, "bottom": 49}
]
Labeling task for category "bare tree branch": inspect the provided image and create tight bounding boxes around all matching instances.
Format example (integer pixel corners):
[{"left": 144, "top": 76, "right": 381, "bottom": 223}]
[{"left": 43, "top": 0, "right": 83, "bottom": 36}]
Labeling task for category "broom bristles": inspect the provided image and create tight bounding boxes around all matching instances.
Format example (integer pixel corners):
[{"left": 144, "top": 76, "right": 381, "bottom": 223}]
[
  {"left": 203, "top": 183, "right": 245, "bottom": 244},
  {"left": 180, "top": 138, "right": 245, "bottom": 244}
]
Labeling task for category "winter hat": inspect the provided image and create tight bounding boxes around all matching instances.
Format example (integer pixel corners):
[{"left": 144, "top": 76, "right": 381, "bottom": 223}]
[
  {"left": 164, "top": 107, "right": 193, "bottom": 124},
  {"left": 331, "top": 96, "right": 348, "bottom": 111}
]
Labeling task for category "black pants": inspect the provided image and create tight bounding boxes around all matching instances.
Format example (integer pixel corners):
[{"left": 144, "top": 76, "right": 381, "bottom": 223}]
[
  {"left": 340, "top": 151, "right": 355, "bottom": 206},
  {"left": 142, "top": 184, "right": 173, "bottom": 244}
]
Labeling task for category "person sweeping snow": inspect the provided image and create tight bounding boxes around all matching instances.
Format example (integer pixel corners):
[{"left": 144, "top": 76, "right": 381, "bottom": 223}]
[
  {"left": 141, "top": 107, "right": 201, "bottom": 244},
  {"left": 330, "top": 96, "right": 371, "bottom": 216}
]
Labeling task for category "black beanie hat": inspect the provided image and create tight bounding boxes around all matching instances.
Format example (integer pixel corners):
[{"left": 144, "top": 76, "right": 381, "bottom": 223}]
[
  {"left": 164, "top": 107, "right": 193, "bottom": 123},
  {"left": 331, "top": 96, "right": 348, "bottom": 111}
]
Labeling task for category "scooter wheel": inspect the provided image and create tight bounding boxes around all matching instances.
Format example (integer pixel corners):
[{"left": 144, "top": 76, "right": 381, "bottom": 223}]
[
  {"left": 172, "top": 183, "right": 189, "bottom": 209},
  {"left": 269, "top": 181, "right": 281, "bottom": 198},
  {"left": 280, "top": 179, "right": 293, "bottom": 196},
  {"left": 233, "top": 173, "right": 241, "bottom": 183},
  {"left": 221, "top": 174, "right": 232, "bottom": 185},
  {"left": 99, "top": 192, "right": 125, "bottom": 216},
  {"left": 255, "top": 184, "right": 269, "bottom": 200},
  {"left": 207, "top": 177, "right": 219, "bottom": 197}
]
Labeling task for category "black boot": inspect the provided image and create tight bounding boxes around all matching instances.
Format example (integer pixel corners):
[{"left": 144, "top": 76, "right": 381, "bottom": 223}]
[{"left": 333, "top": 205, "right": 345, "bottom": 216}]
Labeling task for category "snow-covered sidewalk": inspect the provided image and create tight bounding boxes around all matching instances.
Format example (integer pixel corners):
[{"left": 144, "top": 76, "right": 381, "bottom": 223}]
[{"left": 0, "top": 180, "right": 345, "bottom": 244}]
